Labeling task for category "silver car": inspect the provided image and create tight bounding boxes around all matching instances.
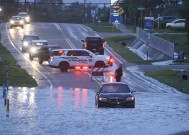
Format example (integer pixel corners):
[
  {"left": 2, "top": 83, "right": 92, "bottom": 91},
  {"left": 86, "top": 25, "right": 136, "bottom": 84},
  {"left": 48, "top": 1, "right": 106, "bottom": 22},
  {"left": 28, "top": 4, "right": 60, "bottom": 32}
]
[{"left": 9, "top": 16, "right": 24, "bottom": 29}]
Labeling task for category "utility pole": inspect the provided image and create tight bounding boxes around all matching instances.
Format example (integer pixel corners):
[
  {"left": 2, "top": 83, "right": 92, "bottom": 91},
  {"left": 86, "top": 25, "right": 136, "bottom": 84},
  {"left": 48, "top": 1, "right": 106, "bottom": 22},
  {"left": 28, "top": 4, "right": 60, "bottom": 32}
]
[
  {"left": 83, "top": 0, "right": 86, "bottom": 24},
  {"left": 25, "top": 0, "right": 26, "bottom": 11}
]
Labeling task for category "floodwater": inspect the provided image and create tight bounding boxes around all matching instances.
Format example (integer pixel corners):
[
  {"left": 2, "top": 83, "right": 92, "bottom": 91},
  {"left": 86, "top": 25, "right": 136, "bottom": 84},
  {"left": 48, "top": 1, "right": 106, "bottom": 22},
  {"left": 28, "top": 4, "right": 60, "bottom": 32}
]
[{"left": 0, "top": 86, "right": 189, "bottom": 135}]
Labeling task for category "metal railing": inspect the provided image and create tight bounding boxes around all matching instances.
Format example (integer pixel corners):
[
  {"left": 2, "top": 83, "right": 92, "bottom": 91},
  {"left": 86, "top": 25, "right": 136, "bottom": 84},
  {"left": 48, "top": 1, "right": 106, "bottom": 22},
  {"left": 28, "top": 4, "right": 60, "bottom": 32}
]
[{"left": 136, "top": 27, "right": 174, "bottom": 58}]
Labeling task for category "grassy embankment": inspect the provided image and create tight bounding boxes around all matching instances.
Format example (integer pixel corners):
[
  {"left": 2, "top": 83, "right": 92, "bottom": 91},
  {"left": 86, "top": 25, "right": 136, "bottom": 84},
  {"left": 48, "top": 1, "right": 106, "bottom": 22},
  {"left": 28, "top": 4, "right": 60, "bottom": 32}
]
[
  {"left": 87, "top": 23, "right": 121, "bottom": 32},
  {"left": 145, "top": 34, "right": 189, "bottom": 94},
  {"left": 88, "top": 23, "right": 189, "bottom": 94},
  {"left": 0, "top": 41, "right": 37, "bottom": 87}
]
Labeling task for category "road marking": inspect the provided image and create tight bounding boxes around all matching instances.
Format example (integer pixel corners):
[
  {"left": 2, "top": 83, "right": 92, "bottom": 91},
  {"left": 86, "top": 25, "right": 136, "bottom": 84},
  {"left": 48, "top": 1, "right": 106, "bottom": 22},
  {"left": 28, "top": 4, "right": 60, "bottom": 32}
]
[
  {"left": 54, "top": 23, "right": 122, "bottom": 84},
  {"left": 5, "top": 23, "right": 53, "bottom": 87},
  {"left": 77, "top": 24, "right": 89, "bottom": 32},
  {"left": 65, "top": 38, "right": 76, "bottom": 49},
  {"left": 54, "top": 23, "right": 75, "bottom": 49}
]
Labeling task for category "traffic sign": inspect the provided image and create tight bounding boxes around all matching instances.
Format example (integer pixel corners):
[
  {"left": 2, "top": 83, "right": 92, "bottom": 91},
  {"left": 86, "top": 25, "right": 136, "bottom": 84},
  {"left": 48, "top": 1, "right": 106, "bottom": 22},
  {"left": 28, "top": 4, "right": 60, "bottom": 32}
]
[
  {"left": 117, "top": 8, "right": 124, "bottom": 14},
  {"left": 137, "top": 7, "right": 145, "bottom": 10}
]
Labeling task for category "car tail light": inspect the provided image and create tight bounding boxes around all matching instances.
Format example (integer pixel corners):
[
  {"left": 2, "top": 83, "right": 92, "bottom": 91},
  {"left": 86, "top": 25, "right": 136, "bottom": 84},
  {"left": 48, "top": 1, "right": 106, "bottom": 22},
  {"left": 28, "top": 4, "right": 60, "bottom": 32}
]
[
  {"left": 108, "top": 56, "right": 113, "bottom": 66},
  {"left": 83, "top": 66, "right": 89, "bottom": 69},
  {"left": 84, "top": 43, "right": 87, "bottom": 48},
  {"left": 103, "top": 43, "right": 105, "bottom": 48},
  {"left": 75, "top": 66, "right": 89, "bottom": 70},
  {"left": 50, "top": 55, "right": 54, "bottom": 61},
  {"left": 75, "top": 66, "right": 81, "bottom": 69},
  {"left": 58, "top": 50, "right": 64, "bottom": 55}
]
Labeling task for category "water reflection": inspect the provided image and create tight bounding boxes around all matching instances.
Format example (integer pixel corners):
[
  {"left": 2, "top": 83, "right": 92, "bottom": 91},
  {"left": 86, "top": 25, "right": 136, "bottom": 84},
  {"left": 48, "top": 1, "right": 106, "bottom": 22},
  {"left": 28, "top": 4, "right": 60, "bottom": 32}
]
[
  {"left": 8, "top": 87, "right": 89, "bottom": 112},
  {"left": 82, "top": 89, "right": 88, "bottom": 107},
  {"left": 73, "top": 88, "right": 88, "bottom": 108},
  {"left": 57, "top": 86, "right": 63, "bottom": 107},
  {"left": 74, "top": 88, "right": 80, "bottom": 108},
  {"left": 7, "top": 87, "right": 37, "bottom": 117}
]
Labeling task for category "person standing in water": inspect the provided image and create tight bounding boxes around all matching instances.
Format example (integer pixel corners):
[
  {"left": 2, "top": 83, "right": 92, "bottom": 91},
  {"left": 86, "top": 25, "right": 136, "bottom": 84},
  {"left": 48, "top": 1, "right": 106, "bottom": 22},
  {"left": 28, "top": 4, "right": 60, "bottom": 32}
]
[{"left": 115, "top": 64, "right": 123, "bottom": 82}]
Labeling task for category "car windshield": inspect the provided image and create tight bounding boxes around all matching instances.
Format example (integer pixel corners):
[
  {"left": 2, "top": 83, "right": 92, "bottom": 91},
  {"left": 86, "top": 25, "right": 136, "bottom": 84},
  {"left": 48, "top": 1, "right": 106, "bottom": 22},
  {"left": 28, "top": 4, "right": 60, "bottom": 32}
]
[
  {"left": 12, "top": 16, "right": 22, "bottom": 20},
  {"left": 18, "top": 14, "right": 27, "bottom": 17},
  {"left": 86, "top": 37, "right": 103, "bottom": 42},
  {"left": 101, "top": 84, "right": 130, "bottom": 93}
]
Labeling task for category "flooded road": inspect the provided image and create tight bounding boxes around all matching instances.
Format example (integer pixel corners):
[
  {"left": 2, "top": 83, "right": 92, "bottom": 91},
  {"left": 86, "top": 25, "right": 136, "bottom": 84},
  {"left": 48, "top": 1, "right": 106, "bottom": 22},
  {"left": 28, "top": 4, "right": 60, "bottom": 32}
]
[
  {"left": 0, "top": 22, "right": 189, "bottom": 135},
  {"left": 0, "top": 86, "right": 189, "bottom": 135}
]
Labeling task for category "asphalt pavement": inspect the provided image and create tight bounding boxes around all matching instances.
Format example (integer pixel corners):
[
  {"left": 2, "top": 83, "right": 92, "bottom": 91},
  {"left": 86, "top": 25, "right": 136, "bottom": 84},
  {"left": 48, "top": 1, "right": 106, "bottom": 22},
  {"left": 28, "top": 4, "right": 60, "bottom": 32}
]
[{"left": 0, "top": 22, "right": 189, "bottom": 135}]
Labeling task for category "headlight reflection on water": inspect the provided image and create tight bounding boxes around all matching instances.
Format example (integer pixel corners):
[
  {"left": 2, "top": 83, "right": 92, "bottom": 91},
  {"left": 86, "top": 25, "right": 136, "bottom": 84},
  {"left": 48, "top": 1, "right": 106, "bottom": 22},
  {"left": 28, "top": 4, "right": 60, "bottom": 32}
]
[
  {"left": 7, "top": 87, "right": 37, "bottom": 117},
  {"left": 73, "top": 88, "right": 88, "bottom": 108}
]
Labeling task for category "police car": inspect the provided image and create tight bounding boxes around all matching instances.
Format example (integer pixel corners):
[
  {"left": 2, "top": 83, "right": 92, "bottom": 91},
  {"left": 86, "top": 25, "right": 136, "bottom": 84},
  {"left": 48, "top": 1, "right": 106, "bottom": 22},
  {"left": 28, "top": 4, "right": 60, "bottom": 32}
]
[{"left": 49, "top": 49, "right": 113, "bottom": 72}]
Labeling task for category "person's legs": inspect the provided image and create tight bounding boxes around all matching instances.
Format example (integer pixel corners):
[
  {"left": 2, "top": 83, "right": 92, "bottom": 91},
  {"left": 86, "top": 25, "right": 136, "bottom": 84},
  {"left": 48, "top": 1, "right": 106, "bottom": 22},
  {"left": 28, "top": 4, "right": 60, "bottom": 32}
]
[{"left": 116, "top": 77, "right": 121, "bottom": 82}]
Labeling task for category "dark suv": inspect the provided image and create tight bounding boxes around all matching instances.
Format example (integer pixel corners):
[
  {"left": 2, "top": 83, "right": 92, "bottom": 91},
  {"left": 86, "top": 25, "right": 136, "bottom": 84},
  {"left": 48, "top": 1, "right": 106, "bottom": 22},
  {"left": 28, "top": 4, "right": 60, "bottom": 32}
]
[
  {"left": 38, "top": 45, "right": 63, "bottom": 65},
  {"left": 81, "top": 36, "right": 105, "bottom": 55},
  {"left": 29, "top": 40, "right": 48, "bottom": 60}
]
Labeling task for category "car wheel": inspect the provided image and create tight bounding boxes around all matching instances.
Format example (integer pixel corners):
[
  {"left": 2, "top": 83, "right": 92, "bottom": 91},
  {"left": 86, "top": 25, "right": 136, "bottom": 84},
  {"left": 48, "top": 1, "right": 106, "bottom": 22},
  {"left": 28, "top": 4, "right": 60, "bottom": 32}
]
[
  {"left": 95, "top": 61, "right": 105, "bottom": 68},
  {"left": 29, "top": 54, "right": 33, "bottom": 60},
  {"left": 97, "top": 101, "right": 102, "bottom": 108},
  {"left": 59, "top": 62, "right": 69, "bottom": 72},
  {"left": 38, "top": 57, "right": 43, "bottom": 65}
]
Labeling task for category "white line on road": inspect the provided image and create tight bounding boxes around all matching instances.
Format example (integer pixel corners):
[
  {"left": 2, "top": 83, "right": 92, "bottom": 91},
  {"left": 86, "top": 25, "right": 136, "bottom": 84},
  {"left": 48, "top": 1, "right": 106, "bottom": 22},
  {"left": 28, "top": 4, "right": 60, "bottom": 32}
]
[
  {"left": 54, "top": 23, "right": 75, "bottom": 49},
  {"left": 6, "top": 23, "right": 53, "bottom": 87},
  {"left": 54, "top": 23, "right": 122, "bottom": 84}
]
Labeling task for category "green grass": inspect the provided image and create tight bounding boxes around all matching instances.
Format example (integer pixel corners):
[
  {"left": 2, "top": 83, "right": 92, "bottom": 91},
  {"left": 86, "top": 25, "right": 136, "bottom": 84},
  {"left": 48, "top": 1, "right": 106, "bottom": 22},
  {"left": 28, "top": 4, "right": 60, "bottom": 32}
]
[
  {"left": 157, "top": 34, "right": 189, "bottom": 63},
  {"left": 145, "top": 69, "right": 189, "bottom": 94},
  {"left": 0, "top": 44, "right": 37, "bottom": 87},
  {"left": 145, "top": 28, "right": 186, "bottom": 33},
  {"left": 86, "top": 23, "right": 121, "bottom": 32},
  {"left": 104, "top": 34, "right": 189, "bottom": 94},
  {"left": 105, "top": 36, "right": 161, "bottom": 64}
]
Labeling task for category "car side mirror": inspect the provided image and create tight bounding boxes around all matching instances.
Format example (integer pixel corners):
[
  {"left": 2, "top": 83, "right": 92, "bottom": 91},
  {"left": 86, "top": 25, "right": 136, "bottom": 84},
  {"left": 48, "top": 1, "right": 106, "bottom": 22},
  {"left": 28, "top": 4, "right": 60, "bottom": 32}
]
[{"left": 89, "top": 54, "right": 92, "bottom": 58}]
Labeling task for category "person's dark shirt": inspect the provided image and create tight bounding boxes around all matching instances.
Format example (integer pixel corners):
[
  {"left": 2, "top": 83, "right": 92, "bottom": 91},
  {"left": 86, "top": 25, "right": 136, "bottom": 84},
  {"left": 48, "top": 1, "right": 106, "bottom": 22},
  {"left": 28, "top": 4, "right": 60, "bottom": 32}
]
[{"left": 115, "top": 67, "right": 123, "bottom": 77}]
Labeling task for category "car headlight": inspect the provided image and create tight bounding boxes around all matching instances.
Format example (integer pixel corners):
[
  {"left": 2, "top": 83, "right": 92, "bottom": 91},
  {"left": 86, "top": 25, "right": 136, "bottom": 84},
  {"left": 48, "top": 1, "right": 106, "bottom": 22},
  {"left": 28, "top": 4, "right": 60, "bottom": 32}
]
[
  {"left": 26, "top": 16, "right": 30, "bottom": 21},
  {"left": 99, "top": 97, "right": 108, "bottom": 101},
  {"left": 23, "top": 41, "right": 29, "bottom": 46},
  {"left": 30, "top": 47, "right": 37, "bottom": 53},
  {"left": 10, "top": 20, "right": 14, "bottom": 24},
  {"left": 126, "top": 97, "right": 135, "bottom": 101},
  {"left": 20, "top": 20, "right": 24, "bottom": 24}
]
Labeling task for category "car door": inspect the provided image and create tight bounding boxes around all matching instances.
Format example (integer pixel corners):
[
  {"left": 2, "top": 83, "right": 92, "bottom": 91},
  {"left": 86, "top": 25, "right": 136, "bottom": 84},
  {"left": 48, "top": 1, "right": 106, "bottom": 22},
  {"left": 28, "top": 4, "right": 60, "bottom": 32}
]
[
  {"left": 174, "top": 20, "right": 185, "bottom": 28},
  {"left": 75, "top": 50, "right": 92, "bottom": 66}
]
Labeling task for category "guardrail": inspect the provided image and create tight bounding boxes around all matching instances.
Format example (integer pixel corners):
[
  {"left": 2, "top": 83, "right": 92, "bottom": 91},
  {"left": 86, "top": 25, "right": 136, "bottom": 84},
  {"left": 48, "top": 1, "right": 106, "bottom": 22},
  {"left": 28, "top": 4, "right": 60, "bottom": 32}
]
[{"left": 136, "top": 27, "right": 174, "bottom": 58}]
